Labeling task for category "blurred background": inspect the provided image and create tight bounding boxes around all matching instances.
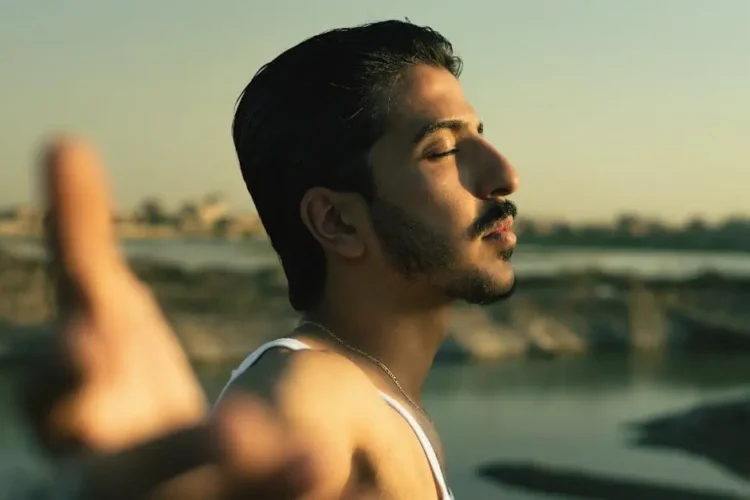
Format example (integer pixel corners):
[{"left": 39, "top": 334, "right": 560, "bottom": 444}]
[{"left": 2, "top": 0, "right": 750, "bottom": 498}]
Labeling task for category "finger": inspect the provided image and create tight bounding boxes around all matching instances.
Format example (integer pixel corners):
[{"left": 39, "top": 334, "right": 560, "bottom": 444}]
[
  {"left": 78, "top": 399, "right": 309, "bottom": 500},
  {"left": 69, "top": 397, "right": 313, "bottom": 500},
  {"left": 213, "top": 396, "right": 315, "bottom": 498},
  {"left": 42, "top": 137, "right": 122, "bottom": 295},
  {"left": 80, "top": 425, "right": 216, "bottom": 500},
  {"left": 19, "top": 316, "right": 103, "bottom": 455},
  {"left": 18, "top": 334, "right": 81, "bottom": 455}
]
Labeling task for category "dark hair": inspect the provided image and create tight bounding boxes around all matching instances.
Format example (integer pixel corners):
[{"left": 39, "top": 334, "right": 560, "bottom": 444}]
[{"left": 232, "top": 20, "right": 463, "bottom": 311}]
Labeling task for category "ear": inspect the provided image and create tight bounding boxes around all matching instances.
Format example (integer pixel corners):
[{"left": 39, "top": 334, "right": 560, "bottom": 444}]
[{"left": 299, "top": 187, "right": 366, "bottom": 260}]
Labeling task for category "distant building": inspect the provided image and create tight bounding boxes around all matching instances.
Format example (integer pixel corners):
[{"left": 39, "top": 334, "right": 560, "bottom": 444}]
[
  {"left": 176, "top": 194, "right": 229, "bottom": 235},
  {"left": 197, "top": 193, "right": 228, "bottom": 226}
]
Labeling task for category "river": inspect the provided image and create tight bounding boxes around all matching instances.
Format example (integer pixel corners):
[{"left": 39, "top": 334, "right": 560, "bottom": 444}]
[
  {"left": 2, "top": 239, "right": 750, "bottom": 498},
  {"left": 5, "top": 237, "right": 750, "bottom": 278}
]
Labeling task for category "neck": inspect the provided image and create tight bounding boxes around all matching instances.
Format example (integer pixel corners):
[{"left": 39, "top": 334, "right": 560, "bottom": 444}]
[{"left": 304, "top": 275, "right": 452, "bottom": 402}]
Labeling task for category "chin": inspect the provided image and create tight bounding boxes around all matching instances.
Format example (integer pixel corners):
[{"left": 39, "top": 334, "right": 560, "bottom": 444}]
[{"left": 444, "top": 266, "right": 516, "bottom": 305}]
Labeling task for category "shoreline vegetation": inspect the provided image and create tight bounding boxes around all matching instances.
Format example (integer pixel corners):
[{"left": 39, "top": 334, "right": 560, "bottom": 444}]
[{"left": 3, "top": 246, "right": 750, "bottom": 365}]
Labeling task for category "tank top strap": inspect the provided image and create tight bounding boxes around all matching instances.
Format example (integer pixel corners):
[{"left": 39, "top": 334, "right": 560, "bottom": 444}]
[
  {"left": 214, "top": 338, "right": 311, "bottom": 405},
  {"left": 377, "top": 391, "right": 453, "bottom": 499}
]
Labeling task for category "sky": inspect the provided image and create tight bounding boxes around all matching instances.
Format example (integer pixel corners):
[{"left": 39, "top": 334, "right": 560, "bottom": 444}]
[{"left": 1, "top": 0, "right": 748, "bottom": 223}]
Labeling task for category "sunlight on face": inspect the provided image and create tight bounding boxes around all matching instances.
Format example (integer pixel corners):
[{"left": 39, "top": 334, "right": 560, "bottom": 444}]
[{"left": 367, "top": 65, "right": 520, "bottom": 305}]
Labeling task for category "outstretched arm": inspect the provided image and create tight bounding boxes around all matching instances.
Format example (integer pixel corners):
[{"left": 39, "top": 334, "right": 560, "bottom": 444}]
[{"left": 20, "top": 138, "right": 317, "bottom": 499}]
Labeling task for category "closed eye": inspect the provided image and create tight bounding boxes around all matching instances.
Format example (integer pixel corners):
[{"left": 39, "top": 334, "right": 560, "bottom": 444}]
[{"left": 426, "top": 148, "right": 459, "bottom": 161}]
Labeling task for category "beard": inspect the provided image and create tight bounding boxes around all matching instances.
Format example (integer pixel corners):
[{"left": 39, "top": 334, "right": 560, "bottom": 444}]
[{"left": 368, "top": 197, "right": 516, "bottom": 305}]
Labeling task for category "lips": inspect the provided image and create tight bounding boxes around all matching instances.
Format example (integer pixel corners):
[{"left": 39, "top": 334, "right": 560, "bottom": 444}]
[
  {"left": 481, "top": 217, "right": 517, "bottom": 252},
  {"left": 482, "top": 217, "right": 514, "bottom": 238}
]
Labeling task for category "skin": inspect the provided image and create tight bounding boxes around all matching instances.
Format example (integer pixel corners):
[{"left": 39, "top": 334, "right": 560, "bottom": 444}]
[
  {"left": 23, "top": 141, "right": 317, "bottom": 499},
  {"left": 223, "top": 63, "right": 520, "bottom": 499}
]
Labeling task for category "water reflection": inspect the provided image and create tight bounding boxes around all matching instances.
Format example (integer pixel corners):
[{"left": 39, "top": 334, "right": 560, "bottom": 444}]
[{"left": 423, "top": 353, "right": 750, "bottom": 399}]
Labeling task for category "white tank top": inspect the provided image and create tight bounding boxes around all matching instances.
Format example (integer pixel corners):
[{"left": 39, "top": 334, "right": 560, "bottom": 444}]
[{"left": 214, "top": 338, "right": 454, "bottom": 500}]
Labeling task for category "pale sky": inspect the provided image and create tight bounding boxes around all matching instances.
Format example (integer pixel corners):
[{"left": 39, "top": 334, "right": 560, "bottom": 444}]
[{"left": 1, "top": 0, "right": 748, "bottom": 223}]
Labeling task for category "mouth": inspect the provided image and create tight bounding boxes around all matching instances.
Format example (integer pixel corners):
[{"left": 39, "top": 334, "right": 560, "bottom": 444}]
[
  {"left": 482, "top": 216, "right": 515, "bottom": 238},
  {"left": 482, "top": 217, "right": 517, "bottom": 252}
]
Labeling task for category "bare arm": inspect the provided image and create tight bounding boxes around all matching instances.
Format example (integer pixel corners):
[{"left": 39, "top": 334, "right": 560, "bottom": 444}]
[
  {"left": 219, "top": 349, "right": 377, "bottom": 499},
  {"left": 23, "top": 138, "right": 324, "bottom": 499}
]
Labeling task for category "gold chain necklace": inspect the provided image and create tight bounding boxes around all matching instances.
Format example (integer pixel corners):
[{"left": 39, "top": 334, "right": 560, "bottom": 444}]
[{"left": 298, "top": 320, "right": 432, "bottom": 423}]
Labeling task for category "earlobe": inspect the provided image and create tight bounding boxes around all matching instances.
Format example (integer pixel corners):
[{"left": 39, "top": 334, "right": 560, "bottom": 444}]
[{"left": 300, "top": 188, "right": 365, "bottom": 259}]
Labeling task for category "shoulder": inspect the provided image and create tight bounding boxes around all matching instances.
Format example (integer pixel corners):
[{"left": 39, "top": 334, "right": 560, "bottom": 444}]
[
  {"left": 216, "top": 347, "right": 385, "bottom": 496},
  {"left": 225, "top": 346, "right": 381, "bottom": 411}
]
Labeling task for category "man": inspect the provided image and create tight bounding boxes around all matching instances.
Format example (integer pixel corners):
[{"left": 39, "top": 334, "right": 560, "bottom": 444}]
[
  {"left": 24, "top": 19, "right": 518, "bottom": 499},
  {"left": 217, "top": 19, "right": 519, "bottom": 499}
]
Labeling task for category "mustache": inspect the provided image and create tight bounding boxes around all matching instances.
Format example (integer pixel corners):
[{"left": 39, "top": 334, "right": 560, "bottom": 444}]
[{"left": 468, "top": 200, "right": 518, "bottom": 239}]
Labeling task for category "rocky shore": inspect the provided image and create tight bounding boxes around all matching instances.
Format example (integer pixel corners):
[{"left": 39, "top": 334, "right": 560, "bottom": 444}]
[{"left": 3, "top": 247, "right": 750, "bottom": 364}]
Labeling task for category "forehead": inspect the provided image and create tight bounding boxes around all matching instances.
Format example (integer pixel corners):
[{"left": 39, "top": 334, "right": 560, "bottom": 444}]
[
  {"left": 382, "top": 64, "right": 477, "bottom": 141},
  {"left": 368, "top": 65, "right": 478, "bottom": 173}
]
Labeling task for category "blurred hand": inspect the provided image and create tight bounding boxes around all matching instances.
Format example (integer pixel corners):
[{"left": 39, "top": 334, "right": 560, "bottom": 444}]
[
  {"left": 20, "top": 138, "right": 313, "bottom": 499},
  {"left": 25, "top": 138, "right": 207, "bottom": 453}
]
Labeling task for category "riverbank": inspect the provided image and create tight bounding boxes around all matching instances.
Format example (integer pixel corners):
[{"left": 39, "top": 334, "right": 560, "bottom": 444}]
[{"left": 3, "top": 247, "right": 750, "bottom": 363}]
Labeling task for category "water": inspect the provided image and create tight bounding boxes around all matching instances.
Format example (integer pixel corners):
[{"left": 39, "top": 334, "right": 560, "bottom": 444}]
[
  {"left": 5, "top": 237, "right": 750, "bottom": 278},
  {"left": 2, "top": 356, "right": 750, "bottom": 499},
  {"left": 3, "top": 239, "right": 750, "bottom": 497},
  {"left": 204, "top": 355, "right": 750, "bottom": 498},
  {"left": 416, "top": 356, "right": 750, "bottom": 499}
]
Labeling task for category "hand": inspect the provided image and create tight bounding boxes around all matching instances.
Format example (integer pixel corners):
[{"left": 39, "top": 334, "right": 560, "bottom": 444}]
[
  {"left": 25, "top": 138, "right": 207, "bottom": 453},
  {"left": 20, "top": 137, "right": 314, "bottom": 499}
]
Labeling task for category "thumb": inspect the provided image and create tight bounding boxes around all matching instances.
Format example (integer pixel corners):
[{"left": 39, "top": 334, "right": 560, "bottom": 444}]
[{"left": 212, "top": 396, "right": 316, "bottom": 499}]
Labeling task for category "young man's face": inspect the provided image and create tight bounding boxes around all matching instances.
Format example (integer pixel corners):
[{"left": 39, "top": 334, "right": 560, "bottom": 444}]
[{"left": 366, "top": 64, "right": 520, "bottom": 305}]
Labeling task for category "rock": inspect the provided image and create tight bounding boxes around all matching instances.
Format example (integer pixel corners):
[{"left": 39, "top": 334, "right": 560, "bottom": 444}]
[
  {"left": 525, "top": 315, "right": 587, "bottom": 356},
  {"left": 629, "top": 395, "right": 750, "bottom": 480},
  {"left": 5, "top": 245, "right": 750, "bottom": 362},
  {"left": 446, "top": 307, "right": 527, "bottom": 361},
  {"left": 172, "top": 314, "right": 298, "bottom": 364},
  {"left": 628, "top": 284, "right": 668, "bottom": 351},
  {"left": 505, "top": 299, "right": 588, "bottom": 356}
]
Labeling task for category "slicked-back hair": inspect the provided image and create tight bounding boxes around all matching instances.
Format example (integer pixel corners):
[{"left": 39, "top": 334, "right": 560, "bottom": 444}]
[{"left": 233, "top": 20, "right": 462, "bottom": 311}]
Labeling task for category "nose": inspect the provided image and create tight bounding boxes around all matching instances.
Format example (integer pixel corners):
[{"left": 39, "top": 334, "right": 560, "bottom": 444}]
[{"left": 474, "top": 140, "right": 519, "bottom": 200}]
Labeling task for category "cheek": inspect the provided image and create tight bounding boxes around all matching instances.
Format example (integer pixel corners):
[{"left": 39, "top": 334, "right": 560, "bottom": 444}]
[{"left": 402, "top": 178, "right": 478, "bottom": 239}]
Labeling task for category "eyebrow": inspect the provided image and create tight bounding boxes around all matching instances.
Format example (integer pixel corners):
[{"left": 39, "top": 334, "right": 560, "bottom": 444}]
[{"left": 412, "top": 119, "right": 484, "bottom": 144}]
